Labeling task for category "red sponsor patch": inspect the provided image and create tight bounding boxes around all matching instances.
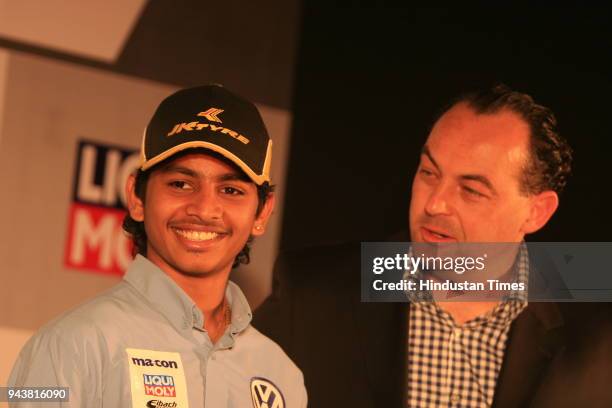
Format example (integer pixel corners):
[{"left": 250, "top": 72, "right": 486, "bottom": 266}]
[{"left": 144, "top": 385, "right": 176, "bottom": 398}]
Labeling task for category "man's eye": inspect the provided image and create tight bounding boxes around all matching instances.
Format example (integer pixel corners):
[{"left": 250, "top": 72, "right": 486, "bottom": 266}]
[
  {"left": 221, "top": 186, "right": 244, "bottom": 195},
  {"left": 462, "top": 186, "right": 485, "bottom": 198},
  {"left": 419, "top": 168, "right": 436, "bottom": 177},
  {"left": 169, "top": 181, "right": 191, "bottom": 190}
]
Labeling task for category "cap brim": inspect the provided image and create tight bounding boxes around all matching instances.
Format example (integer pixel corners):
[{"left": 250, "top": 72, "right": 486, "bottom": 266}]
[{"left": 140, "top": 140, "right": 272, "bottom": 185}]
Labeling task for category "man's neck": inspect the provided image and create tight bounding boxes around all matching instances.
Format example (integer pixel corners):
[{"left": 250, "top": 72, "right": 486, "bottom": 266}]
[{"left": 153, "top": 261, "right": 231, "bottom": 343}]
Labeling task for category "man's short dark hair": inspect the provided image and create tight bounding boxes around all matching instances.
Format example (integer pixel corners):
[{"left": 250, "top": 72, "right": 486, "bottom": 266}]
[
  {"left": 447, "top": 84, "right": 573, "bottom": 195},
  {"left": 122, "top": 149, "right": 274, "bottom": 268}
]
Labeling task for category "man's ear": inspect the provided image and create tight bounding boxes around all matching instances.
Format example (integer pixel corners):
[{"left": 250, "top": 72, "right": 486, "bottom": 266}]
[
  {"left": 126, "top": 174, "right": 145, "bottom": 222},
  {"left": 522, "top": 190, "right": 559, "bottom": 235},
  {"left": 252, "top": 192, "right": 276, "bottom": 236}
]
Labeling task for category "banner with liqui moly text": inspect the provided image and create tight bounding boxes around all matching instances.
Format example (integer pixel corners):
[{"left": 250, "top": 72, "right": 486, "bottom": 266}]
[{"left": 64, "top": 140, "right": 140, "bottom": 276}]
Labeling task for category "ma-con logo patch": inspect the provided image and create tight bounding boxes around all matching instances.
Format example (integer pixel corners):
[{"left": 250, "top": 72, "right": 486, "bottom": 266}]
[
  {"left": 126, "top": 349, "right": 188, "bottom": 408},
  {"left": 131, "top": 357, "right": 179, "bottom": 369},
  {"left": 144, "top": 374, "right": 176, "bottom": 397},
  {"left": 250, "top": 377, "right": 285, "bottom": 408}
]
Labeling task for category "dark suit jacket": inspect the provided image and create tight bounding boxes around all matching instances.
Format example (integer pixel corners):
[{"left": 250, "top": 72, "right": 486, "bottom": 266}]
[{"left": 254, "top": 242, "right": 612, "bottom": 407}]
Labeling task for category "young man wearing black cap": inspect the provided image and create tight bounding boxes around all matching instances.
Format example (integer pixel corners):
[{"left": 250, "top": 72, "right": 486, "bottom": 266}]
[{"left": 9, "top": 85, "right": 306, "bottom": 408}]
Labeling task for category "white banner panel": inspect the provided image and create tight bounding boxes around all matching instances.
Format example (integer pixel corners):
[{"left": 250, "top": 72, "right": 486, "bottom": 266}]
[{"left": 0, "top": 0, "right": 147, "bottom": 62}]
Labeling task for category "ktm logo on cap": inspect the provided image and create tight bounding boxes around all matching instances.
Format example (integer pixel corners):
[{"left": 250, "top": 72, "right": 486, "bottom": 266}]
[
  {"left": 250, "top": 378, "right": 285, "bottom": 408},
  {"left": 198, "top": 107, "right": 224, "bottom": 123}
]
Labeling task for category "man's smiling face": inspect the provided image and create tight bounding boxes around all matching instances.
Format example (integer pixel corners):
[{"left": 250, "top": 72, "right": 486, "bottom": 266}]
[
  {"left": 127, "top": 152, "right": 273, "bottom": 278},
  {"left": 409, "top": 102, "right": 535, "bottom": 243}
]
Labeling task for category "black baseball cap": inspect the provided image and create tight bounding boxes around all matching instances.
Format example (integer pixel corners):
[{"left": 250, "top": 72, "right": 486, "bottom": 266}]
[{"left": 140, "top": 84, "right": 272, "bottom": 185}]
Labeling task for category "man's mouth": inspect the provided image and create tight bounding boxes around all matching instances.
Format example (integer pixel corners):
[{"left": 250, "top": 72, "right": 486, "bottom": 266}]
[
  {"left": 421, "top": 226, "right": 455, "bottom": 242},
  {"left": 172, "top": 228, "right": 222, "bottom": 242}
]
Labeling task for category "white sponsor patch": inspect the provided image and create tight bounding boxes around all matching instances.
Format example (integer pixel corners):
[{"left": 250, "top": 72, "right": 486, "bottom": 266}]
[
  {"left": 126, "top": 348, "right": 189, "bottom": 408},
  {"left": 250, "top": 377, "right": 285, "bottom": 408}
]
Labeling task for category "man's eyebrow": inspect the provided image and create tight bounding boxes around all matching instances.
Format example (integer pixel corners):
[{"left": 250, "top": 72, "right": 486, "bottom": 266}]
[
  {"left": 421, "top": 145, "right": 440, "bottom": 171},
  {"left": 460, "top": 174, "right": 497, "bottom": 195},
  {"left": 160, "top": 165, "right": 197, "bottom": 177},
  {"left": 217, "top": 173, "right": 250, "bottom": 183}
]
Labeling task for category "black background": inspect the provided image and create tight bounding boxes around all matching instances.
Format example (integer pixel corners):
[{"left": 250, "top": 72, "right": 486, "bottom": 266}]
[{"left": 280, "top": 6, "right": 612, "bottom": 250}]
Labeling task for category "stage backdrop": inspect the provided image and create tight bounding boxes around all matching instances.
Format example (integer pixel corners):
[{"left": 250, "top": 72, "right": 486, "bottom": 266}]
[{"left": 0, "top": 50, "right": 291, "bottom": 385}]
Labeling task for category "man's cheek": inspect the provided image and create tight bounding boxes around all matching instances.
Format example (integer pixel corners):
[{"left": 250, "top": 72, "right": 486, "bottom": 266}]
[{"left": 409, "top": 192, "right": 426, "bottom": 217}]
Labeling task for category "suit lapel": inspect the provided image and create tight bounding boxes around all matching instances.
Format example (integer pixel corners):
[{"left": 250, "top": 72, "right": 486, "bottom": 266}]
[
  {"left": 352, "top": 230, "right": 409, "bottom": 405},
  {"left": 353, "top": 296, "right": 566, "bottom": 407},
  {"left": 492, "top": 302, "right": 566, "bottom": 408},
  {"left": 355, "top": 301, "right": 408, "bottom": 406}
]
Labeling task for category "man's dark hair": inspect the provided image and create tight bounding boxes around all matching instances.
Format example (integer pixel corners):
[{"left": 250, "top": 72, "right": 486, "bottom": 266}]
[
  {"left": 447, "top": 84, "right": 573, "bottom": 195},
  {"left": 122, "top": 149, "right": 274, "bottom": 268}
]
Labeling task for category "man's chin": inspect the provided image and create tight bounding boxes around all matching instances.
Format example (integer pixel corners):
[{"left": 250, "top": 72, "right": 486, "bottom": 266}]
[
  {"left": 163, "top": 257, "right": 232, "bottom": 278},
  {"left": 175, "top": 263, "right": 226, "bottom": 277}
]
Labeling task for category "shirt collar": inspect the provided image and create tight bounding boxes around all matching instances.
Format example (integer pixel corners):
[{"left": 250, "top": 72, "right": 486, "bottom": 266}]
[
  {"left": 226, "top": 279, "right": 253, "bottom": 334},
  {"left": 124, "top": 255, "right": 252, "bottom": 335}
]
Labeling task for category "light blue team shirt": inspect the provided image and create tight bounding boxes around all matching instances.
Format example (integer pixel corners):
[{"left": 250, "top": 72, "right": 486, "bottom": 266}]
[{"left": 9, "top": 255, "right": 306, "bottom": 407}]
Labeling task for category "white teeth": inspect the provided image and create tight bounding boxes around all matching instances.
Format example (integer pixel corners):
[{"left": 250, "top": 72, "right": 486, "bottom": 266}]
[{"left": 174, "top": 229, "right": 219, "bottom": 241}]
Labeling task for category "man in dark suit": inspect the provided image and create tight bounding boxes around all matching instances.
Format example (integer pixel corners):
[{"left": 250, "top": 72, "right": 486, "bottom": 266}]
[{"left": 255, "top": 85, "right": 612, "bottom": 407}]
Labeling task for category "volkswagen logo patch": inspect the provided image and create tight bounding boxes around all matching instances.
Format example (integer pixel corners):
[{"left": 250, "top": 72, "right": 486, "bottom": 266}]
[{"left": 250, "top": 377, "right": 285, "bottom": 408}]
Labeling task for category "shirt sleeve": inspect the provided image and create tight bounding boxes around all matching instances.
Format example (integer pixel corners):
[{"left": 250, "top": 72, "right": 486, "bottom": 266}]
[{"left": 7, "top": 326, "right": 97, "bottom": 408}]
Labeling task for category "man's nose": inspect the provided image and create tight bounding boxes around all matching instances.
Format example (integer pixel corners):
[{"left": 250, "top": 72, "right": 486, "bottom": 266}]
[
  {"left": 185, "top": 186, "right": 223, "bottom": 220},
  {"left": 424, "top": 184, "right": 452, "bottom": 216}
]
